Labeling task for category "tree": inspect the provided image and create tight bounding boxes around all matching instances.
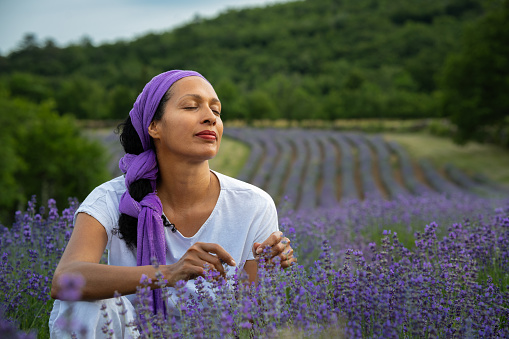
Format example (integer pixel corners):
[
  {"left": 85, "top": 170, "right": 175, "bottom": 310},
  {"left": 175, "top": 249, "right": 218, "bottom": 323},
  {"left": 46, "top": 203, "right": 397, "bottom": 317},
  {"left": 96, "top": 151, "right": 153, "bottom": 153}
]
[
  {"left": 8, "top": 72, "right": 52, "bottom": 102},
  {"left": 439, "top": 1, "right": 509, "bottom": 145},
  {"left": 55, "top": 76, "right": 108, "bottom": 119},
  {"left": 17, "top": 33, "right": 39, "bottom": 51},
  {"left": 214, "top": 78, "right": 247, "bottom": 120},
  {"left": 108, "top": 85, "right": 136, "bottom": 119},
  {"left": 245, "top": 90, "right": 278, "bottom": 121},
  {"left": 0, "top": 93, "right": 110, "bottom": 223}
]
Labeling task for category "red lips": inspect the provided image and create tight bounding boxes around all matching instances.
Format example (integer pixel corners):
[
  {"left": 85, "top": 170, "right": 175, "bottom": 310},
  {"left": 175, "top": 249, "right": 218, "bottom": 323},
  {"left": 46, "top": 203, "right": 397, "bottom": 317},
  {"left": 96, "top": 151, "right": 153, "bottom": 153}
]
[{"left": 196, "top": 130, "right": 217, "bottom": 139}]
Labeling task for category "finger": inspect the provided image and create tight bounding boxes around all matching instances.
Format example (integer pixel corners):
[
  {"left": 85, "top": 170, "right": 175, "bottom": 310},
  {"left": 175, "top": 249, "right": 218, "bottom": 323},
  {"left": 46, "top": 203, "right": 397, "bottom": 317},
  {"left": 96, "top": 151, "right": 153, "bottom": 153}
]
[
  {"left": 280, "top": 257, "right": 297, "bottom": 269},
  {"left": 255, "top": 231, "right": 283, "bottom": 255},
  {"left": 197, "top": 242, "right": 236, "bottom": 266},
  {"left": 269, "top": 242, "right": 286, "bottom": 258},
  {"left": 267, "top": 246, "right": 294, "bottom": 267},
  {"left": 252, "top": 242, "right": 261, "bottom": 257},
  {"left": 184, "top": 244, "right": 225, "bottom": 277},
  {"left": 176, "top": 257, "right": 207, "bottom": 282},
  {"left": 183, "top": 253, "right": 225, "bottom": 279},
  {"left": 197, "top": 251, "right": 226, "bottom": 277},
  {"left": 188, "top": 265, "right": 206, "bottom": 280},
  {"left": 268, "top": 237, "right": 291, "bottom": 258},
  {"left": 276, "top": 247, "right": 294, "bottom": 262}
]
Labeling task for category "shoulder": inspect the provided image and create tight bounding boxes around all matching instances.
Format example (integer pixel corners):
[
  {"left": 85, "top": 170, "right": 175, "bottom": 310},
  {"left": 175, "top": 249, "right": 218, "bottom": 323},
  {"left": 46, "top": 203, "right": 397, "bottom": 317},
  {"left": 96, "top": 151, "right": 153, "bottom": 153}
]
[
  {"left": 75, "top": 176, "right": 126, "bottom": 248},
  {"left": 78, "top": 176, "right": 126, "bottom": 213},
  {"left": 95, "top": 175, "right": 126, "bottom": 192},
  {"left": 213, "top": 171, "right": 274, "bottom": 206}
]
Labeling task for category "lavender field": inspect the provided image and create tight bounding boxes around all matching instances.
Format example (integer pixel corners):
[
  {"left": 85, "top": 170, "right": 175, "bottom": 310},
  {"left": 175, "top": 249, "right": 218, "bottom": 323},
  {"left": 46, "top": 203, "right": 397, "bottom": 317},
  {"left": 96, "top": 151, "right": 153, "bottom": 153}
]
[
  {"left": 1, "top": 128, "right": 509, "bottom": 338},
  {"left": 225, "top": 128, "right": 508, "bottom": 210}
]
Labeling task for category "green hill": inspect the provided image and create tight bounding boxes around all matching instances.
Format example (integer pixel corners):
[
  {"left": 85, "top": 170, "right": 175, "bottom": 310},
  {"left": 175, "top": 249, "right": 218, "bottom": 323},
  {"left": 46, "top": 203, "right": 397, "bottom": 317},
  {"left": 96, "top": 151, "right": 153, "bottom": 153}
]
[{"left": 0, "top": 0, "right": 504, "bottom": 129}]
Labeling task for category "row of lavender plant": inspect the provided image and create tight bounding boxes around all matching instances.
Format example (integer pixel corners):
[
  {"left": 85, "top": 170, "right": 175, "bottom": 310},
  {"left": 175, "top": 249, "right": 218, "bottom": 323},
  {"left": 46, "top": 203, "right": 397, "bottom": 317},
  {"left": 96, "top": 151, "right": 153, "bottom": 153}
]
[
  {"left": 249, "top": 133, "right": 278, "bottom": 190},
  {"left": 316, "top": 133, "right": 339, "bottom": 208},
  {"left": 366, "top": 135, "right": 408, "bottom": 198},
  {"left": 344, "top": 133, "right": 383, "bottom": 200},
  {"left": 419, "top": 159, "right": 464, "bottom": 196},
  {"left": 264, "top": 133, "right": 292, "bottom": 200},
  {"left": 227, "top": 129, "right": 264, "bottom": 183},
  {"left": 443, "top": 163, "right": 509, "bottom": 197},
  {"left": 280, "top": 131, "right": 307, "bottom": 208},
  {"left": 329, "top": 132, "right": 358, "bottom": 201},
  {"left": 385, "top": 140, "right": 432, "bottom": 195},
  {"left": 298, "top": 133, "right": 321, "bottom": 210}
]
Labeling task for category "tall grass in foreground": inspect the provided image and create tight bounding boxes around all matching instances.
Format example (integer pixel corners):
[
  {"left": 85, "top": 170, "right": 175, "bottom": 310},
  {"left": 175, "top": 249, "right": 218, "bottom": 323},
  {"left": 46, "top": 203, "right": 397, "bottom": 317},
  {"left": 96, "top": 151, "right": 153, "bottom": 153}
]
[{"left": 1, "top": 194, "right": 508, "bottom": 338}]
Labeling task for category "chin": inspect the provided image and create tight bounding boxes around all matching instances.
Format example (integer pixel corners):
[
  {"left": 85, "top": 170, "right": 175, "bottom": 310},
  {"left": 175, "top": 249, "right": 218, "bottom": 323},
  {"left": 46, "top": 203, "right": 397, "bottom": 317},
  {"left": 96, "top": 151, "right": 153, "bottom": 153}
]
[{"left": 196, "top": 152, "right": 218, "bottom": 162}]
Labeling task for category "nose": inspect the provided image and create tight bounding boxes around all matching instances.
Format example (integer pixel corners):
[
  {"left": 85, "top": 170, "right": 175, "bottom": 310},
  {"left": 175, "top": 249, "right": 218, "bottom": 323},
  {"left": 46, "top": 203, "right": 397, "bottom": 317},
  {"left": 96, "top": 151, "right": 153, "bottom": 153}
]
[{"left": 201, "top": 106, "right": 217, "bottom": 126}]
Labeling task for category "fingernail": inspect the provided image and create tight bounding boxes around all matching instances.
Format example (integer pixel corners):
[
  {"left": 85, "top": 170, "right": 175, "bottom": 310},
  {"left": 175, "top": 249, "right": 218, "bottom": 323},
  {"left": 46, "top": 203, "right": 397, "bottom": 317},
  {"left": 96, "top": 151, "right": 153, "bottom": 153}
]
[
  {"left": 231, "top": 260, "right": 236, "bottom": 266},
  {"left": 256, "top": 247, "right": 262, "bottom": 254}
]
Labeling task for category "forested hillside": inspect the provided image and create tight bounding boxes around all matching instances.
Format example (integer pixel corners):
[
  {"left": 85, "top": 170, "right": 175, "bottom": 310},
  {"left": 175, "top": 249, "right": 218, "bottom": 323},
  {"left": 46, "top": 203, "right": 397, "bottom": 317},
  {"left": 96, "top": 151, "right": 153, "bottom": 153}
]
[{"left": 0, "top": 0, "right": 507, "bottom": 143}]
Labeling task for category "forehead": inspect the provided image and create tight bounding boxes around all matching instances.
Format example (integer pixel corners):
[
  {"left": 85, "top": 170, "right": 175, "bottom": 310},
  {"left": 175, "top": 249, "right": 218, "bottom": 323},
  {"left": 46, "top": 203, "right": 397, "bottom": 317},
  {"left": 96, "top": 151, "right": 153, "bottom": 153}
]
[{"left": 171, "top": 76, "right": 218, "bottom": 100}]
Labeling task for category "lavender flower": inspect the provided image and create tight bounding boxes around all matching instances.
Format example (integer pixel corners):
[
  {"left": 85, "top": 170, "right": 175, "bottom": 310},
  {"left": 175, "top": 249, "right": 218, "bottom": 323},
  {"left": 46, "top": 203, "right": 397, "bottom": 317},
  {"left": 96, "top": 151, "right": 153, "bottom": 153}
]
[
  {"left": 56, "top": 273, "right": 85, "bottom": 301},
  {"left": 2, "top": 191, "right": 509, "bottom": 338}
]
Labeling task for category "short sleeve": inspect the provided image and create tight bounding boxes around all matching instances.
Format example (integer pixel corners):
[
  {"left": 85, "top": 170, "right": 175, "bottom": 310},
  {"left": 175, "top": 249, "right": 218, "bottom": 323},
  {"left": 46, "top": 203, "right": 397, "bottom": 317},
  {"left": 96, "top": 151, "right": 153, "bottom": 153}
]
[{"left": 74, "top": 185, "right": 123, "bottom": 250}]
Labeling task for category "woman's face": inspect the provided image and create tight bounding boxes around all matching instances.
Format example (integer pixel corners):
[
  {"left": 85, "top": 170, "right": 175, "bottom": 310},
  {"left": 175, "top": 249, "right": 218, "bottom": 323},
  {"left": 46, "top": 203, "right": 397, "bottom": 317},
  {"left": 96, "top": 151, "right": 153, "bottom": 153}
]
[{"left": 148, "top": 76, "right": 223, "bottom": 162}]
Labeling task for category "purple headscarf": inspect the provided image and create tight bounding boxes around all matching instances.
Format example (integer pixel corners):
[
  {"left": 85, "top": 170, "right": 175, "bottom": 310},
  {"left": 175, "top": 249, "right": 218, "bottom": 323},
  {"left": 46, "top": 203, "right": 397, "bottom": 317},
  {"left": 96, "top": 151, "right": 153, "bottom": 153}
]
[{"left": 118, "top": 70, "right": 207, "bottom": 314}]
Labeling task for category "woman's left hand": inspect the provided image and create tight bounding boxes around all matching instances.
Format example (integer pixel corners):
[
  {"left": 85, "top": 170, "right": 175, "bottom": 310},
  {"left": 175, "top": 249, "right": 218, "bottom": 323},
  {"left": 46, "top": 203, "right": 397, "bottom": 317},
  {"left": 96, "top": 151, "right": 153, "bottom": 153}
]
[{"left": 252, "top": 231, "right": 297, "bottom": 268}]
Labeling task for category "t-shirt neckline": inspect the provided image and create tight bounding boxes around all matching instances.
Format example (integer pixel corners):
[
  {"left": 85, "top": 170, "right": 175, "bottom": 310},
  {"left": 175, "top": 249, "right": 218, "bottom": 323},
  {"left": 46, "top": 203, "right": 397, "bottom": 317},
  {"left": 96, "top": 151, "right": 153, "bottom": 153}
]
[{"left": 164, "top": 170, "right": 223, "bottom": 240}]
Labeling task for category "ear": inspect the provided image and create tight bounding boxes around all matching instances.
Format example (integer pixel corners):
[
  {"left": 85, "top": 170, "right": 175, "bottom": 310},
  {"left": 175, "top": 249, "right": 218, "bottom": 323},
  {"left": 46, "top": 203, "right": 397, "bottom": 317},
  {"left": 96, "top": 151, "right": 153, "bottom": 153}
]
[{"left": 148, "top": 120, "right": 160, "bottom": 140}]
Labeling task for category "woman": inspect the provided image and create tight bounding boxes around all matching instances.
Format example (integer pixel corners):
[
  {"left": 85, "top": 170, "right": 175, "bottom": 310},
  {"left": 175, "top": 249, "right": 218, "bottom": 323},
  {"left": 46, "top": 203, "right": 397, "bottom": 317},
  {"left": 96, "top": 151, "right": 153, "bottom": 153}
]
[{"left": 49, "top": 70, "right": 296, "bottom": 338}]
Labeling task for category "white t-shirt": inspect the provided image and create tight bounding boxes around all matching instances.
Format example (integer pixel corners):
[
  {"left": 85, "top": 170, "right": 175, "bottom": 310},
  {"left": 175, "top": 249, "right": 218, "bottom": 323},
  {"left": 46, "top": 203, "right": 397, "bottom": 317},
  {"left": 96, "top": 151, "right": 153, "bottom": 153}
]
[{"left": 75, "top": 170, "right": 278, "bottom": 310}]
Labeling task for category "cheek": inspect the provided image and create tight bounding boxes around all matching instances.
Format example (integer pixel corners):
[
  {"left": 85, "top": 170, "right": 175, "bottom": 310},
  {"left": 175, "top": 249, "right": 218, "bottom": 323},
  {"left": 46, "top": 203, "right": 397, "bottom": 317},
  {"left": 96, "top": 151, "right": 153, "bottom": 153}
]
[
  {"left": 217, "top": 129, "right": 223, "bottom": 146},
  {"left": 217, "top": 121, "right": 224, "bottom": 136}
]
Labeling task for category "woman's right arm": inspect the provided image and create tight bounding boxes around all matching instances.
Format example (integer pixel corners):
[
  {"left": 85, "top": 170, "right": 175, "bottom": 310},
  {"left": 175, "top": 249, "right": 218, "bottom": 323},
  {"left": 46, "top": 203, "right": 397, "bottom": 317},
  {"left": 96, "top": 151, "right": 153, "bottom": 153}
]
[
  {"left": 51, "top": 213, "right": 235, "bottom": 301},
  {"left": 51, "top": 212, "right": 163, "bottom": 300}
]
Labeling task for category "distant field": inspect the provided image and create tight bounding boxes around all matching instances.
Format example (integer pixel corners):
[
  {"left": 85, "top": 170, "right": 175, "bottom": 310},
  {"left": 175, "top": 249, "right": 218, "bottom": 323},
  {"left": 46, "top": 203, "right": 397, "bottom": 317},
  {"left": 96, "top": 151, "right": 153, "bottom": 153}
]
[
  {"left": 384, "top": 133, "right": 509, "bottom": 186},
  {"left": 223, "top": 128, "right": 509, "bottom": 211},
  {"left": 85, "top": 126, "right": 509, "bottom": 211}
]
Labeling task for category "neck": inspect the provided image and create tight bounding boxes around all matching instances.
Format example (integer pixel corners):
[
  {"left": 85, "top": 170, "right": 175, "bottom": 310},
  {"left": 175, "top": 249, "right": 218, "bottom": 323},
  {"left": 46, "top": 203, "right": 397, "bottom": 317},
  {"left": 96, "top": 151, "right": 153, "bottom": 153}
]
[{"left": 156, "top": 156, "right": 215, "bottom": 211}]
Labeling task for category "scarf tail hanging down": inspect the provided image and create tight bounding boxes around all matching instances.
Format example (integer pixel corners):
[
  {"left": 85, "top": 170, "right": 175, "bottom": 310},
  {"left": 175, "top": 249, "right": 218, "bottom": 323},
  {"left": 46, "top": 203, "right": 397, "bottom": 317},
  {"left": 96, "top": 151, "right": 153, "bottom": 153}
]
[
  {"left": 118, "top": 189, "right": 167, "bottom": 315},
  {"left": 117, "top": 70, "right": 207, "bottom": 315},
  {"left": 137, "top": 196, "right": 167, "bottom": 315}
]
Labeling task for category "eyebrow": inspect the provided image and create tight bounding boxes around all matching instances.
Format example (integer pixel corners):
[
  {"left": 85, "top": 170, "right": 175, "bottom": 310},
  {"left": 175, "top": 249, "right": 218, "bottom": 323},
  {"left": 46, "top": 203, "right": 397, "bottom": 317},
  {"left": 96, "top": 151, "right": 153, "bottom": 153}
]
[{"left": 178, "top": 94, "right": 221, "bottom": 104}]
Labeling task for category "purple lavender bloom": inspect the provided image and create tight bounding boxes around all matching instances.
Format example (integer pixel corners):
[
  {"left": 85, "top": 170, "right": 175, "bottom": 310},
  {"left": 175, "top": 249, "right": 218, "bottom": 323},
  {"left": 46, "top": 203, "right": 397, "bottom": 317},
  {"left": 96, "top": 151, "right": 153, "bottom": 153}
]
[
  {"left": 2, "top": 178, "right": 509, "bottom": 338},
  {"left": 56, "top": 273, "right": 85, "bottom": 301}
]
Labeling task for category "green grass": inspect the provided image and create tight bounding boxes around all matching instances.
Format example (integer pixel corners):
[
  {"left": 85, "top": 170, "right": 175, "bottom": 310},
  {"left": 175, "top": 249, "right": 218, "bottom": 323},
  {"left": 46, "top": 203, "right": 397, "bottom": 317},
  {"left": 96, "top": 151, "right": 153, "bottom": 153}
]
[
  {"left": 209, "top": 135, "right": 250, "bottom": 178},
  {"left": 384, "top": 133, "right": 509, "bottom": 186}
]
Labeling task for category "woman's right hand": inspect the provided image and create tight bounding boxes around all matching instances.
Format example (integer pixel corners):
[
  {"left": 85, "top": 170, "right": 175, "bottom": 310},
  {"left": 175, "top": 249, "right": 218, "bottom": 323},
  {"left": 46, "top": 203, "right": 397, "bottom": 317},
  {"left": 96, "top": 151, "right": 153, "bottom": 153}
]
[{"left": 164, "top": 242, "right": 236, "bottom": 286}]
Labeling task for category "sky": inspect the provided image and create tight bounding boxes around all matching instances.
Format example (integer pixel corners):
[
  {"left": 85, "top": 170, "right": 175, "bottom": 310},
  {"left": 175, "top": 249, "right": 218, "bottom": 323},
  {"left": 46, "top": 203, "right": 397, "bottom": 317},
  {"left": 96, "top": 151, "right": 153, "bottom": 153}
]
[{"left": 0, "top": 0, "right": 293, "bottom": 55}]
